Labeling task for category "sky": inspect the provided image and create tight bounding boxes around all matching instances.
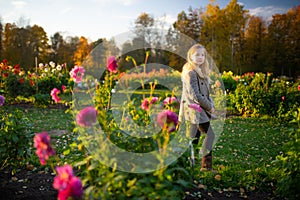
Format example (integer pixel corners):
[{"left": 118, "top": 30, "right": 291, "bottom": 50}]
[{"left": 0, "top": 0, "right": 299, "bottom": 42}]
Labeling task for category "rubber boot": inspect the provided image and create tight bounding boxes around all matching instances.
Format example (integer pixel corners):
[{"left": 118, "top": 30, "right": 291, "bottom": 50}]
[{"left": 200, "top": 151, "right": 212, "bottom": 171}]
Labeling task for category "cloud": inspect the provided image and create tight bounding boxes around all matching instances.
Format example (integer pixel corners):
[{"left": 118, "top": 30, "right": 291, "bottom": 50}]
[
  {"left": 11, "top": 0, "right": 27, "bottom": 8},
  {"left": 59, "top": 7, "right": 72, "bottom": 15},
  {"left": 249, "top": 6, "right": 288, "bottom": 19},
  {"left": 237, "top": 2, "right": 245, "bottom": 7},
  {"left": 91, "top": 0, "right": 110, "bottom": 4},
  {"left": 92, "top": 0, "right": 135, "bottom": 6},
  {"left": 1, "top": 1, "right": 27, "bottom": 23},
  {"left": 156, "top": 14, "right": 176, "bottom": 28},
  {"left": 118, "top": 0, "right": 135, "bottom": 6}
]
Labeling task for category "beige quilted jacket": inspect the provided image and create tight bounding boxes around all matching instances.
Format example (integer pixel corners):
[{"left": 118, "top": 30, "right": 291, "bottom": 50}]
[{"left": 179, "top": 69, "right": 214, "bottom": 124}]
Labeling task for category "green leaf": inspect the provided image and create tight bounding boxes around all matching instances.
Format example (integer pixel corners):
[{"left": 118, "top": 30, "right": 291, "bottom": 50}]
[
  {"left": 12, "top": 135, "right": 19, "bottom": 142},
  {"left": 63, "top": 149, "right": 70, "bottom": 155},
  {"left": 74, "top": 159, "right": 88, "bottom": 167},
  {"left": 127, "top": 178, "right": 137, "bottom": 187}
]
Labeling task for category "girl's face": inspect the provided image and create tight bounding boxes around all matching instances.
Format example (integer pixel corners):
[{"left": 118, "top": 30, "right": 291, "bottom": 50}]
[{"left": 191, "top": 49, "right": 205, "bottom": 66}]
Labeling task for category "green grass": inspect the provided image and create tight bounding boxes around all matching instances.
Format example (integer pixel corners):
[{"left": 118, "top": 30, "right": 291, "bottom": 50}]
[
  {"left": 4, "top": 105, "right": 83, "bottom": 167},
  {"left": 215, "top": 117, "right": 289, "bottom": 169},
  {"left": 4, "top": 105, "right": 73, "bottom": 133},
  {"left": 191, "top": 116, "right": 291, "bottom": 193}
]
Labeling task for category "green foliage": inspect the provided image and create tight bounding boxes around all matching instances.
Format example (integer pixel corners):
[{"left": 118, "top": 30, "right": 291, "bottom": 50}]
[
  {"left": 272, "top": 108, "right": 300, "bottom": 199},
  {"left": 1, "top": 60, "right": 71, "bottom": 105},
  {"left": 74, "top": 156, "right": 191, "bottom": 200},
  {"left": 221, "top": 71, "right": 237, "bottom": 93},
  {"left": 2, "top": 103, "right": 297, "bottom": 198},
  {"left": 0, "top": 107, "right": 33, "bottom": 172},
  {"left": 277, "top": 81, "right": 300, "bottom": 121},
  {"left": 3, "top": 71, "right": 35, "bottom": 99},
  {"left": 70, "top": 54, "right": 194, "bottom": 199},
  {"left": 32, "top": 93, "right": 51, "bottom": 107},
  {"left": 231, "top": 72, "right": 300, "bottom": 118},
  {"left": 37, "top": 76, "right": 63, "bottom": 94}
]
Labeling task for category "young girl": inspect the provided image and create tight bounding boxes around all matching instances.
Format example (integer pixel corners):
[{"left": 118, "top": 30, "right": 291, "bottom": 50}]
[{"left": 179, "top": 44, "right": 215, "bottom": 171}]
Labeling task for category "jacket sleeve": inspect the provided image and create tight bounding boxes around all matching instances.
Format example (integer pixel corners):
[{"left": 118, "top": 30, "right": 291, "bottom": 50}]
[{"left": 187, "top": 71, "right": 213, "bottom": 111}]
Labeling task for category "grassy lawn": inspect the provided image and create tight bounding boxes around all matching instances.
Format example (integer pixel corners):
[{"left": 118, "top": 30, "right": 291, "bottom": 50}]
[
  {"left": 3, "top": 105, "right": 83, "bottom": 168},
  {"left": 196, "top": 117, "right": 290, "bottom": 191},
  {"left": 215, "top": 117, "right": 289, "bottom": 169}
]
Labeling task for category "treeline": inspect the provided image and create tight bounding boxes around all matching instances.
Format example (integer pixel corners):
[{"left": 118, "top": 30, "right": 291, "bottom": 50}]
[
  {"left": 0, "top": 0, "right": 299, "bottom": 78},
  {"left": 172, "top": 0, "right": 300, "bottom": 77}
]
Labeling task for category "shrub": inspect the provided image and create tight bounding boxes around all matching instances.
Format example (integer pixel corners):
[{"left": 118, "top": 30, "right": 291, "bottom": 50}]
[
  {"left": 3, "top": 71, "right": 36, "bottom": 99},
  {"left": 272, "top": 108, "right": 300, "bottom": 199},
  {"left": 32, "top": 93, "right": 51, "bottom": 107},
  {"left": 221, "top": 71, "right": 237, "bottom": 93},
  {"left": 277, "top": 81, "right": 300, "bottom": 121},
  {"left": 232, "top": 73, "right": 300, "bottom": 118},
  {"left": 0, "top": 60, "right": 71, "bottom": 105},
  {"left": 0, "top": 107, "right": 34, "bottom": 173}
]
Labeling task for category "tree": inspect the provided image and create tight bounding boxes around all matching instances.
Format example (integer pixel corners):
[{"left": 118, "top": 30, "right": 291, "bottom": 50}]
[
  {"left": 86, "top": 38, "right": 108, "bottom": 77},
  {"left": 128, "top": 12, "right": 156, "bottom": 72},
  {"left": 57, "top": 36, "right": 80, "bottom": 69},
  {"left": 73, "top": 36, "right": 91, "bottom": 66},
  {"left": 267, "top": 14, "right": 290, "bottom": 76},
  {"left": 49, "top": 33, "right": 79, "bottom": 68},
  {"left": 2, "top": 23, "right": 31, "bottom": 69},
  {"left": 243, "top": 16, "right": 268, "bottom": 72},
  {"left": 223, "top": 0, "right": 249, "bottom": 73},
  {"left": 134, "top": 12, "right": 155, "bottom": 44},
  {"left": 166, "top": 8, "right": 203, "bottom": 71},
  {"left": 284, "top": 6, "right": 300, "bottom": 77},
  {"left": 266, "top": 5, "right": 300, "bottom": 77},
  {"left": 0, "top": 20, "right": 3, "bottom": 60},
  {"left": 2, "top": 23, "right": 49, "bottom": 70},
  {"left": 173, "top": 7, "right": 203, "bottom": 42},
  {"left": 200, "top": 1, "right": 223, "bottom": 69},
  {"left": 29, "top": 25, "right": 50, "bottom": 66},
  {"left": 50, "top": 32, "right": 64, "bottom": 63},
  {"left": 200, "top": 0, "right": 248, "bottom": 73}
]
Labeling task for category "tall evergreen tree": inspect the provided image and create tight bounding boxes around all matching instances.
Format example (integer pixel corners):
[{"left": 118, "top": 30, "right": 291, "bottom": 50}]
[{"left": 50, "top": 32, "right": 64, "bottom": 63}]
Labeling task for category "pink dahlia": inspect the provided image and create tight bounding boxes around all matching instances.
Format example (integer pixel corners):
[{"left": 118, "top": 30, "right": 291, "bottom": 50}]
[
  {"left": 0, "top": 95, "right": 5, "bottom": 106},
  {"left": 50, "top": 88, "right": 61, "bottom": 103},
  {"left": 157, "top": 110, "right": 178, "bottom": 133},
  {"left": 61, "top": 85, "right": 66, "bottom": 92},
  {"left": 33, "top": 132, "right": 55, "bottom": 165},
  {"left": 189, "top": 103, "right": 202, "bottom": 112},
  {"left": 69, "top": 66, "right": 85, "bottom": 83},
  {"left": 141, "top": 98, "right": 150, "bottom": 110},
  {"left": 53, "top": 165, "right": 83, "bottom": 200},
  {"left": 163, "top": 96, "right": 180, "bottom": 108},
  {"left": 76, "top": 106, "right": 98, "bottom": 127},
  {"left": 107, "top": 56, "right": 118, "bottom": 73},
  {"left": 150, "top": 97, "right": 159, "bottom": 104},
  {"left": 141, "top": 97, "right": 159, "bottom": 110}
]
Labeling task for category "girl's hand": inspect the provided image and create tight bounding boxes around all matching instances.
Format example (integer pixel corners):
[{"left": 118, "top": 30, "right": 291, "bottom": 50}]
[{"left": 209, "top": 107, "right": 215, "bottom": 113}]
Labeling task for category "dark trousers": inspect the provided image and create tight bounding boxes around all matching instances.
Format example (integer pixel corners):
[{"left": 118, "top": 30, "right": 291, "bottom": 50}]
[
  {"left": 190, "top": 121, "right": 214, "bottom": 156},
  {"left": 192, "top": 121, "right": 210, "bottom": 145}
]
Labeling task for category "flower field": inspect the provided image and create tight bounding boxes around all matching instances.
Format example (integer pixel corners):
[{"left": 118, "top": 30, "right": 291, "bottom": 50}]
[
  {"left": 0, "top": 56, "right": 299, "bottom": 200},
  {"left": 0, "top": 105, "right": 298, "bottom": 199}
]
